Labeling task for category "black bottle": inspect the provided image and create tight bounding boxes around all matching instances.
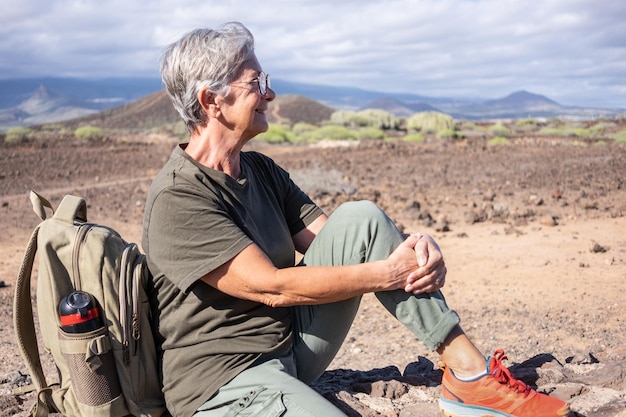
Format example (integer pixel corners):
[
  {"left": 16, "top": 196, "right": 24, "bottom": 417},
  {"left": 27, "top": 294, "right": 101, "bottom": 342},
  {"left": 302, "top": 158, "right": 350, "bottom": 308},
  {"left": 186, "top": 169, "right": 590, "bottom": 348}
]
[{"left": 59, "top": 291, "right": 104, "bottom": 333}]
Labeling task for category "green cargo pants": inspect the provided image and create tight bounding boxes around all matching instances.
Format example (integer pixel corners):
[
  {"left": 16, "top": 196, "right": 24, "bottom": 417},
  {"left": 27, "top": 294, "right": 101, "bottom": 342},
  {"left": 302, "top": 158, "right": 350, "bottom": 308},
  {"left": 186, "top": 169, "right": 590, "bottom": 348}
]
[{"left": 195, "top": 201, "right": 460, "bottom": 416}]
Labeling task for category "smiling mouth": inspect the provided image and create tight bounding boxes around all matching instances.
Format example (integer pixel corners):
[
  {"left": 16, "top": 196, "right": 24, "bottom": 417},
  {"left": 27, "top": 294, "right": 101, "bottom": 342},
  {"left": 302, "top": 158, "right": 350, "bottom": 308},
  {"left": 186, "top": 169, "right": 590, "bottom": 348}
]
[{"left": 255, "top": 109, "right": 266, "bottom": 114}]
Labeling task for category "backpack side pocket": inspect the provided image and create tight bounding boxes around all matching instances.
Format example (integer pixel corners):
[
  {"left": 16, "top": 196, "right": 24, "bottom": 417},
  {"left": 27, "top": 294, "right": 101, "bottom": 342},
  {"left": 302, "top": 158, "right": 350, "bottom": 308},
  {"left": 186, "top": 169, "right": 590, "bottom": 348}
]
[{"left": 58, "top": 327, "right": 128, "bottom": 417}]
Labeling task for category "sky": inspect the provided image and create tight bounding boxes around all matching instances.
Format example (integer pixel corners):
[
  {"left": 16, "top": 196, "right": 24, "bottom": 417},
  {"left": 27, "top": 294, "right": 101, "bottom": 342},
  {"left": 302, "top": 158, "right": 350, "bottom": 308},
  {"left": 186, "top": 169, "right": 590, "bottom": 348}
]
[{"left": 1, "top": 0, "right": 625, "bottom": 109}]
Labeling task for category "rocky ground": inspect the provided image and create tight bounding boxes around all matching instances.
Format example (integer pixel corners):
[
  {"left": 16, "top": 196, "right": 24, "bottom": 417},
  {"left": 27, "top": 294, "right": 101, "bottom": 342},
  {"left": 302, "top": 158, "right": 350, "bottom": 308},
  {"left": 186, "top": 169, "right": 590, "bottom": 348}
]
[{"left": 1, "top": 133, "right": 625, "bottom": 416}]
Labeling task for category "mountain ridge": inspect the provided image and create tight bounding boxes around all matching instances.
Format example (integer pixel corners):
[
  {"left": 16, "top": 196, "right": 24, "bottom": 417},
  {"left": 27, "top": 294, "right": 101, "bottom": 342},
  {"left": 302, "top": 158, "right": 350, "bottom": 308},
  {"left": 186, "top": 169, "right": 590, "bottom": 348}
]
[{"left": 0, "top": 77, "right": 623, "bottom": 131}]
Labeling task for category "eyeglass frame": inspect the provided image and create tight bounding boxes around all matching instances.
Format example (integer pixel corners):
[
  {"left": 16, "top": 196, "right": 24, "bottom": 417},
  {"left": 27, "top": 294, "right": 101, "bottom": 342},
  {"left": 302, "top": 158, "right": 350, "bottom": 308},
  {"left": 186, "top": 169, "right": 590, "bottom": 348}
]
[{"left": 230, "top": 71, "right": 271, "bottom": 96}]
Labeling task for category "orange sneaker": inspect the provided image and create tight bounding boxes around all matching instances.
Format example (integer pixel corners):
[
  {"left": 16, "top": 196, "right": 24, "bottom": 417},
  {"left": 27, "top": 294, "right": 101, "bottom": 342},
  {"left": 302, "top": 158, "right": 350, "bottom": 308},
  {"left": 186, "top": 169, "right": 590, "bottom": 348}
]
[{"left": 439, "top": 350, "right": 570, "bottom": 417}]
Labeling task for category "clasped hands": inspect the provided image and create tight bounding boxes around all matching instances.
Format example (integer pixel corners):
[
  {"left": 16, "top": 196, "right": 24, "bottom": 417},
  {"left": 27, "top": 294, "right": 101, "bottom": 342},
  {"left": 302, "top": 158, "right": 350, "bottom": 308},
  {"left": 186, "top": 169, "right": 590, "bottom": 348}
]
[{"left": 397, "top": 233, "right": 447, "bottom": 295}]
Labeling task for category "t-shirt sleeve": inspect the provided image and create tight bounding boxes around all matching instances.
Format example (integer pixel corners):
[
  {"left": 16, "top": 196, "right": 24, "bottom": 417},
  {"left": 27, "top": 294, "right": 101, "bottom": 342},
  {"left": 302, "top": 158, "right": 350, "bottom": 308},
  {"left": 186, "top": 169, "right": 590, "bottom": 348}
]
[{"left": 145, "top": 185, "right": 252, "bottom": 293}]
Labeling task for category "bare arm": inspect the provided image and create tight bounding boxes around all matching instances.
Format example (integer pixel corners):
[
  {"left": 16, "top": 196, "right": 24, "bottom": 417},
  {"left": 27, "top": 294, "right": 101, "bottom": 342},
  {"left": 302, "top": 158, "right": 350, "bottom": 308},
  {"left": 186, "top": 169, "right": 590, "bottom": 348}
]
[
  {"left": 200, "top": 233, "right": 424, "bottom": 307},
  {"left": 292, "top": 214, "right": 328, "bottom": 254}
]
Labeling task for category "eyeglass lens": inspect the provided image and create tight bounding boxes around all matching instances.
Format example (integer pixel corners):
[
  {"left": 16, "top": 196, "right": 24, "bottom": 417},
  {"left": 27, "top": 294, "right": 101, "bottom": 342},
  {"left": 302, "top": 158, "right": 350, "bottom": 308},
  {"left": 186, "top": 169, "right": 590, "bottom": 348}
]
[{"left": 259, "top": 72, "right": 270, "bottom": 95}]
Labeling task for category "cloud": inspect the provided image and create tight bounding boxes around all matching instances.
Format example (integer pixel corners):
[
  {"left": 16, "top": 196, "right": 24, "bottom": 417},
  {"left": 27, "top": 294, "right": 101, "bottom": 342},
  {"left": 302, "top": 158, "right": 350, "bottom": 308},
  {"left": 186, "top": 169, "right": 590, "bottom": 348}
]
[{"left": 1, "top": 0, "right": 625, "bottom": 108}]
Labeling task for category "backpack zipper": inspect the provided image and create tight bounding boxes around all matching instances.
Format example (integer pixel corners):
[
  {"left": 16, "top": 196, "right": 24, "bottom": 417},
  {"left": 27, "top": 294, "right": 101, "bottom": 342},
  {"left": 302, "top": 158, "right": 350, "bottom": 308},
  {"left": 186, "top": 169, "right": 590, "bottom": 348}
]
[
  {"left": 119, "top": 243, "right": 143, "bottom": 365},
  {"left": 131, "top": 254, "right": 144, "bottom": 347},
  {"left": 71, "top": 223, "right": 93, "bottom": 290},
  {"left": 119, "top": 244, "right": 133, "bottom": 366}
]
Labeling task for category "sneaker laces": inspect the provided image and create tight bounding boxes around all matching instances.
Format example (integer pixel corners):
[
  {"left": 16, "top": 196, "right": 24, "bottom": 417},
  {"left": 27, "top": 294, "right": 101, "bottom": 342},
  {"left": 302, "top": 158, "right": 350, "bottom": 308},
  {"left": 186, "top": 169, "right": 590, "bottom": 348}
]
[{"left": 488, "top": 350, "right": 532, "bottom": 397}]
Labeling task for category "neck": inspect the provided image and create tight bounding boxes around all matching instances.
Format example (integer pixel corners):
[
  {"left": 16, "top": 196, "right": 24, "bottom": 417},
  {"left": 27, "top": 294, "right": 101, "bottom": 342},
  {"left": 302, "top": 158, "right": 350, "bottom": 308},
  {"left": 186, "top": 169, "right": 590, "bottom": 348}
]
[{"left": 185, "top": 129, "right": 243, "bottom": 179}]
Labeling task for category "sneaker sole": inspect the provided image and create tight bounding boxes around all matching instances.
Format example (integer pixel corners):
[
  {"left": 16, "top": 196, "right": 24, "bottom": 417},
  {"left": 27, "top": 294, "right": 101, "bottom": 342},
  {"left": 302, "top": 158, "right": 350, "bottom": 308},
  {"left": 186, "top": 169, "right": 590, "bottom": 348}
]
[
  {"left": 439, "top": 397, "right": 570, "bottom": 417},
  {"left": 439, "top": 398, "right": 514, "bottom": 417}
]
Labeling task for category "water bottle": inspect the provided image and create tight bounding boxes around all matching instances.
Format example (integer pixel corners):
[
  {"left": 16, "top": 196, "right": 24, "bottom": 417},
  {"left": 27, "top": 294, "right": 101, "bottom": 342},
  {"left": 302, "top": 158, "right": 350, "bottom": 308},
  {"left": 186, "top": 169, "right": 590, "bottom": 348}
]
[
  {"left": 59, "top": 291, "right": 104, "bottom": 333},
  {"left": 58, "top": 290, "right": 122, "bottom": 406}
]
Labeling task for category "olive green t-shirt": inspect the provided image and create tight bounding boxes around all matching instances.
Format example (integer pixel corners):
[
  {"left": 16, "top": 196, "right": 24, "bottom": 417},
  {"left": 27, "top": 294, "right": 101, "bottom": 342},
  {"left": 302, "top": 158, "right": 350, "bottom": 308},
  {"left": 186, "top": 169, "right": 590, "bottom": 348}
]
[{"left": 142, "top": 144, "right": 323, "bottom": 417}]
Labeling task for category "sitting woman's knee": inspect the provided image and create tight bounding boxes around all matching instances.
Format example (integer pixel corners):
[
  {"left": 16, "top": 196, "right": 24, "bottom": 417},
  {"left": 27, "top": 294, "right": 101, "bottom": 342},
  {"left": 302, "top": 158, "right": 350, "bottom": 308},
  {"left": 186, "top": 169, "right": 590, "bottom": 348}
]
[{"left": 335, "top": 200, "right": 385, "bottom": 220}]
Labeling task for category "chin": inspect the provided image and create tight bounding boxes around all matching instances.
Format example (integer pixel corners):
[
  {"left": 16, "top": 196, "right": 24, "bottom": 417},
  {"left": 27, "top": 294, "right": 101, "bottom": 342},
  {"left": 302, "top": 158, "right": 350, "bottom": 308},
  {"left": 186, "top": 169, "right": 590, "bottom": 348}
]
[{"left": 256, "top": 121, "right": 270, "bottom": 133}]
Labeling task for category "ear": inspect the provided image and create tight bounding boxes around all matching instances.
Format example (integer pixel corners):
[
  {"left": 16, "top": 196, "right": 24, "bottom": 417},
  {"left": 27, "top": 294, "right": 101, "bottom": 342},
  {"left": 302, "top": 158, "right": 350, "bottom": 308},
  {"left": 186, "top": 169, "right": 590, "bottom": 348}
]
[{"left": 197, "top": 87, "right": 220, "bottom": 118}]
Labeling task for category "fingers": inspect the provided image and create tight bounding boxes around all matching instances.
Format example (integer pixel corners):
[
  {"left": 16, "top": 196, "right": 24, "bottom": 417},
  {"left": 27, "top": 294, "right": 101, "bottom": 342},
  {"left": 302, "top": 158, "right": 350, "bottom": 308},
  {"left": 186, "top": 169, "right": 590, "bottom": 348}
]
[
  {"left": 412, "top": 234, "right": 443, "bottom": 267},
  {"left": 403, "top": 233, "right": 446, "bottom": 294},
  {"left": 405, "top": 264, "right": 447, "bottom": 294}
]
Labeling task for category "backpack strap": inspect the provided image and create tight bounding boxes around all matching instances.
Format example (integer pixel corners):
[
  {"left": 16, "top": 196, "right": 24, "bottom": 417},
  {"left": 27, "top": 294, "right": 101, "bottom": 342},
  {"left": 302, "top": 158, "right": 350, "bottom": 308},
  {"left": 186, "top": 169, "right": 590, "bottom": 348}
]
[
  {"left": 13, "top": 224, "right": 54, "bottom": 417},
  {"left": 29, "top": 191, "right": 53, "bottom": 221},
  {"left": 53, "top": 194, "right": 87, "bottom": 223},
  {"left": 13, "top": 192, "right": 64, "bottom": 416}
]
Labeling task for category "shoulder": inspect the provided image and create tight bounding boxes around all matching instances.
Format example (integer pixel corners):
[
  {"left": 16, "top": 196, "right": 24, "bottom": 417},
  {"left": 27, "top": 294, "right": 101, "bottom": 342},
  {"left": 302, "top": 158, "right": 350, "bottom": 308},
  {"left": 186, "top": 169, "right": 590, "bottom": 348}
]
[
  {"left": 242, "top": 150, "right": 276, "bottom": 166},
  {"left": 242, "top": 151, "right": 288, "bottom": 175}
]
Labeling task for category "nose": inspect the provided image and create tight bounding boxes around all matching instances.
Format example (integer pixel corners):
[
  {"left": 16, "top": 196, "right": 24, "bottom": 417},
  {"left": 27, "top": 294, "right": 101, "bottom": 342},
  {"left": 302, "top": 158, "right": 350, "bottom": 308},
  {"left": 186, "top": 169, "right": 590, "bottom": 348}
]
[{"left": 264, "top": 86, "right": 276, "bottom": 101}]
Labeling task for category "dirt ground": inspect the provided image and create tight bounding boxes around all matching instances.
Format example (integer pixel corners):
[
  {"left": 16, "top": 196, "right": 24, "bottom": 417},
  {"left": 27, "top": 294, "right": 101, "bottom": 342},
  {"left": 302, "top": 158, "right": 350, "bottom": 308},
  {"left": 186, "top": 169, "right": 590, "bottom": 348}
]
[{"left": 1, "top": 133, "right": 625, "bottom": 416}]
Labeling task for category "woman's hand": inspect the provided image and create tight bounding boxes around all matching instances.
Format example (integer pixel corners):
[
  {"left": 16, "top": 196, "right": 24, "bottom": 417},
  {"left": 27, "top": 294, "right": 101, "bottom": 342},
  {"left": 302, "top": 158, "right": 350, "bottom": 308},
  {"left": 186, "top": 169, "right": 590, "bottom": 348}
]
[{"left": 404, "top": 233, "right": 447, "bottom": 294}]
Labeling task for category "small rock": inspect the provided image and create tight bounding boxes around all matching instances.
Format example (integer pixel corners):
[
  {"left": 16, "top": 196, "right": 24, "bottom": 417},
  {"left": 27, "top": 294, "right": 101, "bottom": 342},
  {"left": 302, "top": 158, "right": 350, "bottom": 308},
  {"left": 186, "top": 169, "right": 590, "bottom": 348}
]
[
  {"left": 590, "top": 242, "right": 609, "bottom": 253},
  {"left": 551, "top": 189, "right": 563, "bottom": 200},
  {"left": 504, "top": 225, "right": 522, "bottom": 236},
  {"left": 482, "top": 190, "right": 496, "bottom": 202},
  {"left": 433, "top": 221, "right": 449, "bottom": 232},
  {"left": 399, "top": 403, "right": 442, "bottom": 417},
  {"left": 529, "top": 194, "right": 544, "bottom": 206},
  {"left": 539, "top": 214, "right": 557, "bottom": 226},
  {"left": 566, "top": 353, "right": 599, "bottom": 365}
]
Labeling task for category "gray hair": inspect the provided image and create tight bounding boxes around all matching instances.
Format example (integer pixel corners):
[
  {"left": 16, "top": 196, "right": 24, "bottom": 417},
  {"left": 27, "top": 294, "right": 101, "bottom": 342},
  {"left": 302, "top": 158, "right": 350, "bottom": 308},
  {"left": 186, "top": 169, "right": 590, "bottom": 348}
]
[{"left": 160, "top": 22, "right": 255, "bottom": 134}]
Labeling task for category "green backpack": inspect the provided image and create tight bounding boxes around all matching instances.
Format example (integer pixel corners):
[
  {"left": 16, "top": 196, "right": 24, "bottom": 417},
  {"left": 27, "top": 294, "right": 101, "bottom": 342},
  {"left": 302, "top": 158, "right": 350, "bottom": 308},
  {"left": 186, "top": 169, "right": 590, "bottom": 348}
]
[{"left": 13, "top": 191, "right": 168, "bottom": 417}]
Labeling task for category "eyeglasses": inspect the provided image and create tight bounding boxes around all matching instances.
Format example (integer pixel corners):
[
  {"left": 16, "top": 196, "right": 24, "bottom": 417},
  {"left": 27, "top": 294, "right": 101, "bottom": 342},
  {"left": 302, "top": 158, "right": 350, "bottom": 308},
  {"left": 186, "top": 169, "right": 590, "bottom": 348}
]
[{"left": 231, "top": 72, "right": 271, "bottom": 96}]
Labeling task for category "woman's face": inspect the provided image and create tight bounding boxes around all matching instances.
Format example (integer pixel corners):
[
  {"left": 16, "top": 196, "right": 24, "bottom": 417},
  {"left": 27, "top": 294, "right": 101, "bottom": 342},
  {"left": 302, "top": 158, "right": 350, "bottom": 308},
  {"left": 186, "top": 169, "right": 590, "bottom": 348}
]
[{"left": 219, "top": 54, "right": 275, "bottom": 141}]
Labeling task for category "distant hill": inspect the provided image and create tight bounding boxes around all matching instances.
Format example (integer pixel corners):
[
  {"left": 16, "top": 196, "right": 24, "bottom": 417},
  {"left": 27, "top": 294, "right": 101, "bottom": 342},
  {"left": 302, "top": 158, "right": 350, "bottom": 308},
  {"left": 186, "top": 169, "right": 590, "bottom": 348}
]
[
  {"left": 58, "top": 92, "right": 334, "bottom": 131},
  {"left": 0, "top": 77, "right": 162, "bottom": 109},
  {"left": 449, "top": 90, "right": 565, "bottom": 119},
  {"left": 62, "top": 91, "right": 179, "bottom": 131},
  {"left": 0, "top": 78, "right": 163, "bottom": 130},
  {"left": 0, "top": 84, "right": 98, "bottom": 126},
  {"left": 267, "top": 95, "right": 334, "bottom": 125},
  {"left": 489, "top": 90, "right": 560, "bottom": 108},
  {"left": 361, "top": 97, "right": 439, "bottom": 117},
  {"left": 1, "top": 77, "right": 624, "bottom": 131}
]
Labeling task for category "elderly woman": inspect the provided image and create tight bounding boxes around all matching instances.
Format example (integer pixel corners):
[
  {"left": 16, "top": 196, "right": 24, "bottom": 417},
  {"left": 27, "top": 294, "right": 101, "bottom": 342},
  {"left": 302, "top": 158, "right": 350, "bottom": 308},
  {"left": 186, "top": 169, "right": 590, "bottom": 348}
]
[{"left": 143, "top": 22, "right": 569, "bottom": 417}]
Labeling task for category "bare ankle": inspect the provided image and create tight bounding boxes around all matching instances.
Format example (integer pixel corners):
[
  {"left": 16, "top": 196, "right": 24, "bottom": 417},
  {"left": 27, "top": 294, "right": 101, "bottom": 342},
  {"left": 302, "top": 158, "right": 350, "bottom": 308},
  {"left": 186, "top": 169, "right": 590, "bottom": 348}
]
[{"left": 436, "top": 325, "right": 486, "bottom": 378}]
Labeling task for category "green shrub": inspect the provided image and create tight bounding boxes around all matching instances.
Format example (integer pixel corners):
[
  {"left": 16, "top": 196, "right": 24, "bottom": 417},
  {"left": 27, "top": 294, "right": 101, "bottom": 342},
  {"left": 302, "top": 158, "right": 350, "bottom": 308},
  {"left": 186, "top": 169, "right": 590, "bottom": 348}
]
[
  {"left": 41, "top": 123, "right": 65, "bottom": 131},
  {"left": 355, "top": 127, "right": 386, "bottom": 141},
  {"left": 539, "top": 126, "right": 566, "bottom": 136},
  {"left": 402, "top": 133, "right": 424, "bottom": 143},
  {"left": 613, "top": 130, "right": 626, "bottom": 144},
  {"left": 488, "top": 136, "right": 510, "bottom": 146},
  {"left": 437, "top": 129, "right": 459, "bottom": 140},
  {"left": 330, "top": 109, "right": 398, "bottom": 130},
  {"left": 488, "top": 123, "right": 511, "bottom": 137},
  {"left": 256, "top": 124, "right": 293, "bottom": 143},
  {"left": 308, "top": 125, "right": 358, "bottom": 142},
  {"left": 515, "top": 118, "right": 537, "bottom": 127},
  {"left": 565, "top": 127, "right": 591, "bottom": 138},
  {"left": 292, "top": 122, "right": 318, "bottom": 135},
  {"left": 406, "top": 112, "right": 455, "bottom": 133},
  {"left": 5, "top": 127, "right": 32, "bottom": 143},
  {"left": 74, "top": 126, "right": 105, "bottom": 141},
  {"left": 356, "top": 109, "right": 398, "bottom": 130},
  {"left": 514, "top": 118, "right": 540, "bottom": 133},
  {"left": 330, "top": 110, "right": 369, "bottom": 128},
  {"left": 589, "top": 124, "right": 606, "bottom": 137}
]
